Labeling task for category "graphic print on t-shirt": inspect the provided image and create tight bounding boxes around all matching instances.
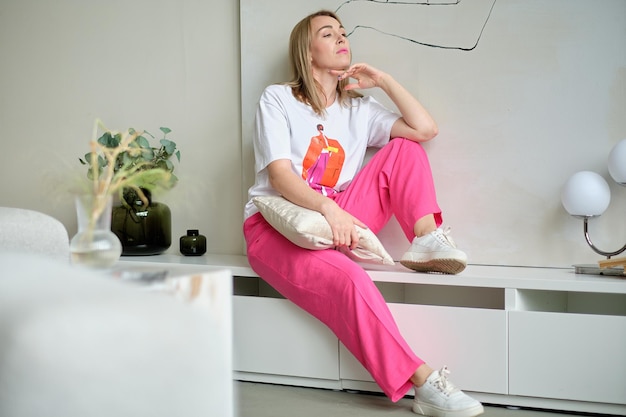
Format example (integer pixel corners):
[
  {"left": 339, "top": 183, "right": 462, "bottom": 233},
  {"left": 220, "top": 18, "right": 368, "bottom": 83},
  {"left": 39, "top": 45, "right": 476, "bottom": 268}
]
[{"left": 301, "top": 124, "right": 345, "bottom": 196}]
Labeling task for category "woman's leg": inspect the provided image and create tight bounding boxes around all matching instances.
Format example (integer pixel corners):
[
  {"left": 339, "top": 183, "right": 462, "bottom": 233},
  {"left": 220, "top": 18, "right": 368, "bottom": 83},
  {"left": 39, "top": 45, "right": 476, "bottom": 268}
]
[
  {"left": 336, "top": 138, "right": 467, "bottom": 274},
  {"left": 334, "top": 138, "right": 441, "bottom": 239},
  {"left": 333, "top": 139, "right": 482, "bottom": 414},
  {"left": 244, "top": 212, "right": 424, "bottom": 402}
]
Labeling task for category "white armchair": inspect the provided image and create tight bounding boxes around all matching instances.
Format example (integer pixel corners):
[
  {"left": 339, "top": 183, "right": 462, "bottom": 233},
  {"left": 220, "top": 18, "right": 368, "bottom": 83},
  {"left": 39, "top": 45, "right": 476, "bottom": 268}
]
[{"left": 0, "top": 207, "right": 70, "bottom": 262}]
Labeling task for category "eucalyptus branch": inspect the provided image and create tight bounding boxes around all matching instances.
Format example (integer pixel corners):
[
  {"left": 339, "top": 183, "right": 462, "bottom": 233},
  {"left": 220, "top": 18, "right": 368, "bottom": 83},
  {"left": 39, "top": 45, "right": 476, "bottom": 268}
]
[{"left": 79, "top": 119, "right": 180, "bottom": 229}]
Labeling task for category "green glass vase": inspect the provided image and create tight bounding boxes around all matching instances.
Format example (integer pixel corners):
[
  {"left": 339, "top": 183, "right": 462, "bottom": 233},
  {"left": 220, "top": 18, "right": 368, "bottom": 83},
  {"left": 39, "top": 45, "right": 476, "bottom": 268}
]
[{"left": 111, "top": 188, "right": 171, "bottom": 256}]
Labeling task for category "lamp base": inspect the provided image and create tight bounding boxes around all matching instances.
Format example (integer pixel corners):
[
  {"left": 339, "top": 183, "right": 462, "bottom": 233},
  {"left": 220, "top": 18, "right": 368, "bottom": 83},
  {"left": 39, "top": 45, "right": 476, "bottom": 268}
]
[{"left": 573, "top": 264, "right": 625, "bottom": 277}]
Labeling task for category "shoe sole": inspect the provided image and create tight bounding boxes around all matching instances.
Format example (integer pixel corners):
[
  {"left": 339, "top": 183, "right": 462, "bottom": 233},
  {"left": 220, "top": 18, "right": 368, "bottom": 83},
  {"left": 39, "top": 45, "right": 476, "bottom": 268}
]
[
  {"left": 413, "top": 401, "right": 484, "bottom": 417},
  {"left": 400, "top": 258, "right": 467, "bottom": 275}
]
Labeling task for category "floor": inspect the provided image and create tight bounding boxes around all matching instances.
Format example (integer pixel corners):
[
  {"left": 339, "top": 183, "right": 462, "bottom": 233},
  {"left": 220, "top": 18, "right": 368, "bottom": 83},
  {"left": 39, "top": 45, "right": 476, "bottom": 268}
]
[{"left": 235, "top": 381, "right": 595, "bottom": 417}]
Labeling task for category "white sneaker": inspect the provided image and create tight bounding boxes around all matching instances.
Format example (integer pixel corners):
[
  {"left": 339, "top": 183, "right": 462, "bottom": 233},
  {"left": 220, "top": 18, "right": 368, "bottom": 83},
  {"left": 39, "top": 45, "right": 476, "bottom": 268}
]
[
  {"left": 413, "top": 367, "right": 484, "bottom": 417},
  {"left": 400, "top": 227, "right": 467, "bottom": 274}
]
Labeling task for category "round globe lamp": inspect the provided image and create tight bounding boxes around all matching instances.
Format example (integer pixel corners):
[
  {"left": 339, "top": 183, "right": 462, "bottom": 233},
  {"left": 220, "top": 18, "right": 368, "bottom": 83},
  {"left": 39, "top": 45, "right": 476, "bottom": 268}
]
[
  {"left": 562, "top": 148, "right": 626, "bottom": 274},
  {"left": 608, "top": 138, "right": 626, "bottom": 185},
  {"left": 561, "top": 171, "right": 611, "bottom": 218}
]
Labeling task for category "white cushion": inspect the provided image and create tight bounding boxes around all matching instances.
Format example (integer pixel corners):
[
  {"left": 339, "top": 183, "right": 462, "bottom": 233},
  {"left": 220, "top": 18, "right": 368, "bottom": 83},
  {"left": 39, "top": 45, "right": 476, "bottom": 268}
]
[{"left": 252, "top": 195, "right": 394, "bottom": 265}]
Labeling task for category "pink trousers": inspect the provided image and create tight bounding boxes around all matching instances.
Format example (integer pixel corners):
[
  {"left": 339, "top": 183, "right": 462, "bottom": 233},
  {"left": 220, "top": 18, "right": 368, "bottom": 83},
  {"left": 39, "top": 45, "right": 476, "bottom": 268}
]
[{"left": 243, "top": 138, "right": 442, "bottom": 402}]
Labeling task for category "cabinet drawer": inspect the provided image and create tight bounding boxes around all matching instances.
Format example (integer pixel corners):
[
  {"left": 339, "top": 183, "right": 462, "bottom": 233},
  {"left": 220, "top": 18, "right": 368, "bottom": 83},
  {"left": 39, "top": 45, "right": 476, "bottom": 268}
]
[
  {"left": 340, "top": 304, "right": 507, "bottom": 394},
  {"left": 233, "top": 296, "right": 339, "bottom": 380},
  {"left": 509, "top": 311, "right": 626, "bottom": 404}
]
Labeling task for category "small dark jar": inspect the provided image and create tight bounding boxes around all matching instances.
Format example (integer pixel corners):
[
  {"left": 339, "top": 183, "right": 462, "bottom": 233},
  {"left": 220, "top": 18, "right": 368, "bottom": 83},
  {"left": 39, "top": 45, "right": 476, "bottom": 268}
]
[{"left": 179, "top": 229, "right": 207, "bottom": 256}]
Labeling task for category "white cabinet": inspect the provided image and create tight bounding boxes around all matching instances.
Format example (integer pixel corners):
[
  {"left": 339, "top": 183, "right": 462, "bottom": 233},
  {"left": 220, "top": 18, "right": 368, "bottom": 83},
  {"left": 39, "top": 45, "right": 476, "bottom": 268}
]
[
  {"left": 340, "top": 304, "right": 507, "bottom": 395},
  {"left": 121, "top": 255, "right": 626, "bottom": 416},
  {"left": 509, "top": 310, "right": 626, "bottom": 404},
  {"left": 230, "top": 263, "right": 626, "bottom": 415},
  {"left": 233, "top": 296, "right": 340, "bottom": 384},
  {"left": 393, "top": 304, "right": 507, "bottom": 394},
  {"left": 507, "top": 287, "right": 626, "bottom": 408}
]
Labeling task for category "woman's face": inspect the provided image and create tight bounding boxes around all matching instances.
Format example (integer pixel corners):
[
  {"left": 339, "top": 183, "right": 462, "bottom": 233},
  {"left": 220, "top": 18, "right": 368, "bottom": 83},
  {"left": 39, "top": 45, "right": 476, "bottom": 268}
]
[{"left": 309, "top": 15, "right": 351, "bottom": 74}]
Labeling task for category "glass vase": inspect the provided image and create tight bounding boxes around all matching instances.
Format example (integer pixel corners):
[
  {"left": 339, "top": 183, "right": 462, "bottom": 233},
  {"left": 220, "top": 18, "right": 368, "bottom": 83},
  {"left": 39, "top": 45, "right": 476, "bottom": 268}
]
[
  {"left": 70, "top": 194, "right": 122, "bottom": 268},
  {"left": 111, "top": 188, "right": 171, "bottom": 256}
]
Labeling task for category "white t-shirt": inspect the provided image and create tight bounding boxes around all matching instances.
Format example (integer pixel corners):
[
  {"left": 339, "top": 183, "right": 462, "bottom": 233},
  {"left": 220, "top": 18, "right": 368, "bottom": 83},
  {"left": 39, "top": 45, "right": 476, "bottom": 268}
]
[{"left": 244, "top": 84, "right": 400, "bottom": 220}]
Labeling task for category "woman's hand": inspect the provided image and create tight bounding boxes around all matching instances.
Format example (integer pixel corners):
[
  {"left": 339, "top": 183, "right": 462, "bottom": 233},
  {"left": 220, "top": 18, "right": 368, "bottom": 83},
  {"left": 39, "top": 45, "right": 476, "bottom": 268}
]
[
  {"left": 267, "top": 159, "right": 369, "bottom": 250},
  {"left": 331, "top": 63, "right": 387, "bottom": 91},
  {"left": 320, "top": 202, "right": 368, "bottom": 250},
  {"left": 333, "top": 63, "right": 438, "bottom": 142}
]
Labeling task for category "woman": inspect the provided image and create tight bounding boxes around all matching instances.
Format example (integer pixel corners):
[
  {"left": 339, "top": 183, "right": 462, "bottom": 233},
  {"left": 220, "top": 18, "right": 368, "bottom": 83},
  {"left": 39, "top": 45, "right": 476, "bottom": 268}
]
[{"left": 243, "top": 10, "right": 482, "bottom": 417}]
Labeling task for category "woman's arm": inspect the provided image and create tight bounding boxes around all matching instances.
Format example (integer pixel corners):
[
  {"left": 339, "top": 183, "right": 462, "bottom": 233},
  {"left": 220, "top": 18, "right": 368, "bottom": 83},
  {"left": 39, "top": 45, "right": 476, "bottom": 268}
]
[
  {"left": 267, "top": 159, "right": 366, "bottom": 249},
  {"left": 335, "top": 63, "right": 438, "bottom": 142}
]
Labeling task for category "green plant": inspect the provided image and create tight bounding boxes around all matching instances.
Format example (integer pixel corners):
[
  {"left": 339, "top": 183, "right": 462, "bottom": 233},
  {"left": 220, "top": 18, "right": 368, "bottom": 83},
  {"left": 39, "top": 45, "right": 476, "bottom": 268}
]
[
  {"left": 78, "top": 119, "right": 181, "bottom": 224},
  {"left": 79, "top": 119, "right": 181, "bottom": 203}
]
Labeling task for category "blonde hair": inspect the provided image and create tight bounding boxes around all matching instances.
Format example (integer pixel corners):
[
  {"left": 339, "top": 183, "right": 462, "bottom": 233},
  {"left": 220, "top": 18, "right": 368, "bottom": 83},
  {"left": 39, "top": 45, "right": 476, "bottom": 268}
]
[{"left": 285, "top": 10, "right": 362, "bottom": 117}]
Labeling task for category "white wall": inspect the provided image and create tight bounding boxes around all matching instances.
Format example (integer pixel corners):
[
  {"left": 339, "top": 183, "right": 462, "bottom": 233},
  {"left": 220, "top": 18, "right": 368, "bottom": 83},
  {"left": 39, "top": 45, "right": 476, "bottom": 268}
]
[
  {"left": 0, "top": 0, "right": 243, "bottom": 255},
  {"left": 240, "top": 0, "right": 626, "bottom": 268},
  {"left": 1, "top": 1, "right": 624, "bottom": 267}
]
